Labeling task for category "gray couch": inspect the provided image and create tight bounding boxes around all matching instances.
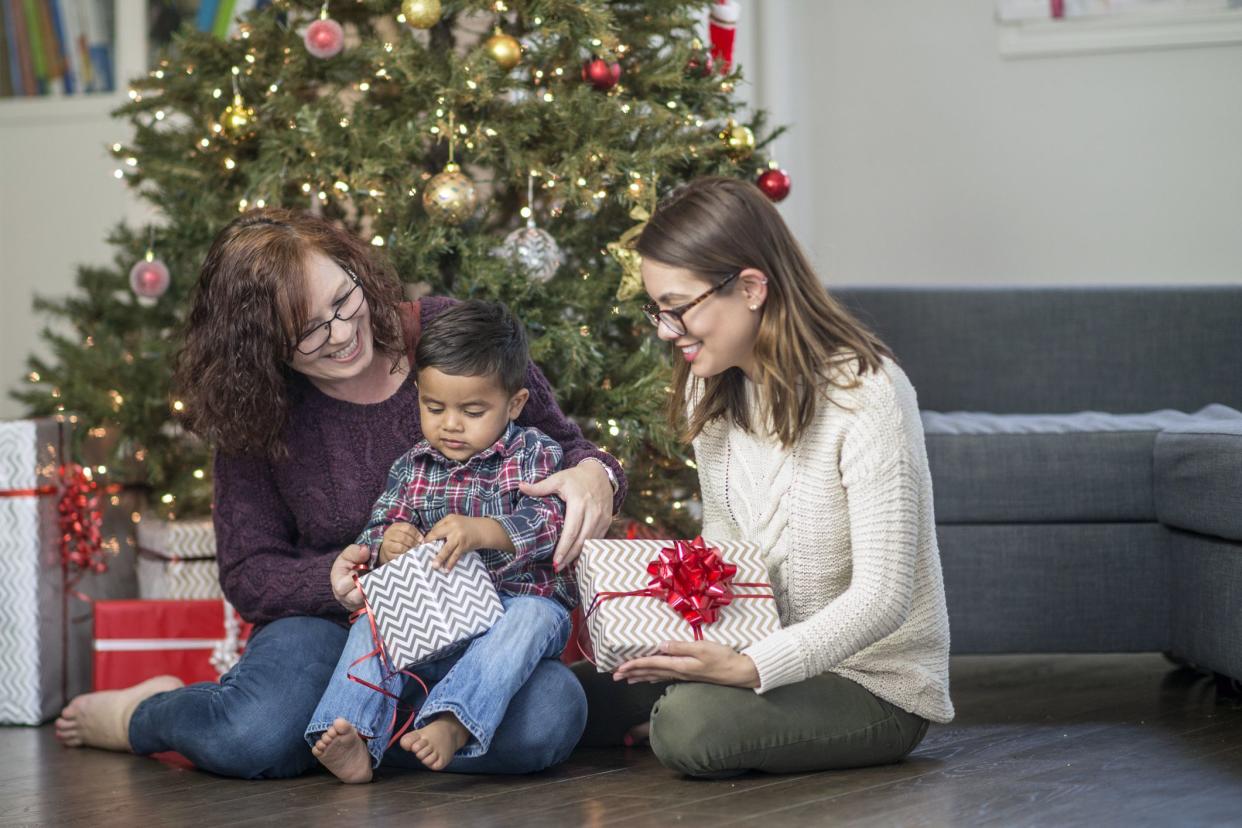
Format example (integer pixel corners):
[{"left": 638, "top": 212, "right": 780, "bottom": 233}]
[{"left": 834, "top": 286, "right": 1242, "bottom": 682}]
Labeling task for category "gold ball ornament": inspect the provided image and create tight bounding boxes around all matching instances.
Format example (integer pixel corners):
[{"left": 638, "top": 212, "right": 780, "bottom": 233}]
[
  {"left": 422, "top": 162, "right": 478, "bottom": 224},
  {"left": 401, "top": 0, "right": 441, "bottom": 29},
  {"left": 221, "top": 93, "right": 256, "bottom": 139},
  {"left": 484, "top": 31, "right": 522, "bottom": 71},
  {"left": 720, "top": 119, "right": 755, "bottom": 159}
]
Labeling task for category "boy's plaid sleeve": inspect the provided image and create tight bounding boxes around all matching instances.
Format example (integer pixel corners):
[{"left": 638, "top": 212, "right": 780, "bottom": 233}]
[
  {"left": 492, "top": 435, "right": 565, "bottom": 573},
  {"left": 355, "top": 451, "right": 422, "bottom": 565}
]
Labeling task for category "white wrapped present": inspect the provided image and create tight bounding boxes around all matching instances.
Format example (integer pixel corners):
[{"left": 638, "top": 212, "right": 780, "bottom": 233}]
[
  {"left": 0, "top": 417, "right": 134, "bottom": 724},
  {"left": 136, "top": 515, "right": 222, "bottom": 600},
  {"left": 575, "top": 537, "right": 781, "bottom": 672}
]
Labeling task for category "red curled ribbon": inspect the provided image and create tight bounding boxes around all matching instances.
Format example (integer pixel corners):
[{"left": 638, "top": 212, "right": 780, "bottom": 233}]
[
  {"left": 57, "top": 464, "right": 107, "bottom": 578},
  {"left": 345, "top": 566, "right": 430, "bottom": 752},
  {"left": 0, "top": 461, "right": 111, "bottom": 587},
  {"left": 584, "top": 537, "right": 774, "bottom": 656}
]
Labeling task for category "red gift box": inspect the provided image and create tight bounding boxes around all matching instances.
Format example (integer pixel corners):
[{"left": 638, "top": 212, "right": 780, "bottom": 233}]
[{"left": 93, "top": 600, "right": 252, "bottom": 691}]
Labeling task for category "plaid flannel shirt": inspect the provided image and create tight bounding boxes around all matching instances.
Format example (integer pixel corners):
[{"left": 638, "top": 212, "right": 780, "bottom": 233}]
[{"left": 355, "top": 422, "right": 575, "bottom": 609}]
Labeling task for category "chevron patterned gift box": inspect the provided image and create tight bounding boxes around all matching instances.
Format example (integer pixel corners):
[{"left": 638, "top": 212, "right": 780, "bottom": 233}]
[
  {"left": 136, "top": 516, "right": 222, "bottom": 600},
  {"left": 575, "top": 538, "right": 782, "bottom": 672},
  {"left": 357, "top": 540, "right": 504, "bottom": 671},
  {"left": 0, "top": 417, "right": 138, "bottom": 724}
]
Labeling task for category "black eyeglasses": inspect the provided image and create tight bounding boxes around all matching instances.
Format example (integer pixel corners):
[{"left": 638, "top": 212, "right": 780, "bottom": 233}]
[
  {"left": 641, "top": 271, "right": 740, "bottom": 337},
  {"left": 294, "top": 270, "right": 366, "bottom": 355}
]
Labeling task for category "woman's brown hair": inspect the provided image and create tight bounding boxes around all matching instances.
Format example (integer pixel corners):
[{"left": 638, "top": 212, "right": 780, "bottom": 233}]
[
  {"left": 173, "top": 208, "right": 405, "bottom": 458},
  {"left": 636, "top": 177, "right": 894, "bottom": 448}
]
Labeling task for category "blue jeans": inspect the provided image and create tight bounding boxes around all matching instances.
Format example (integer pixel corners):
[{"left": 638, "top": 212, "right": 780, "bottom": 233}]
[
  {"left": 128, "top": 610, "right": 585, "bottom": 779},
  {"left": 305, "top": 594, "right": 574, "bottom": 770}
]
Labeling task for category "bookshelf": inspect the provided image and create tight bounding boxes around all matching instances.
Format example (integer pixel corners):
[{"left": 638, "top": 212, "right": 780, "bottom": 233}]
[{"left": 0, "top": 1, "right": 144, "bottom": 126}]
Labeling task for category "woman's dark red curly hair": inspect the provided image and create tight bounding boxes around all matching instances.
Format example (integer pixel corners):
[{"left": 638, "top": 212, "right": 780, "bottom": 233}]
[{"left": 172, "top": 208, "right": 405, "bottom": 458}]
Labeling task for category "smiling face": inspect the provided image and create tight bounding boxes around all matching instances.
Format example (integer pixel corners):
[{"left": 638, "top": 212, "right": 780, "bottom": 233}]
[
  {"left": 417, "top": 367, "right": 529, "bottom": 462},
  {"left": 641, "top": 258, "right": 767, "bottom": 380},
  {"left": 287, "top": 252, "right": 375, "bottom": 382}
]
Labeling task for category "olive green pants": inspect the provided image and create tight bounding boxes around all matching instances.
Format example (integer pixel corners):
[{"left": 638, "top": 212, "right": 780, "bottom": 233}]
[{"left": 572, "top": 662, "right": 929, "bottom": 778}]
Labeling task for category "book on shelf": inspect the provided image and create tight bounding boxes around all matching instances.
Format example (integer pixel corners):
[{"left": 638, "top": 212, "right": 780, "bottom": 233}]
[{"left": 0, "top": 0, "right": 112, "bottom": 99}]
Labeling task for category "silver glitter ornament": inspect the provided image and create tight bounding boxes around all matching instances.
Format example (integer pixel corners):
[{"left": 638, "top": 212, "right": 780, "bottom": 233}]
[
  {"left": 495, "top": 172, "right": 563, "bottom": 282},
  {"left": 498, "top": 224, "right": 563, "bottom": 283}
]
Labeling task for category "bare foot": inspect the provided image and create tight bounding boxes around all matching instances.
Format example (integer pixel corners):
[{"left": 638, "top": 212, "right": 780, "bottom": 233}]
[
  {"left": 624, "top": 720, "right": 651, "bottom": 747},
  {"left": 311, "top": 718, "right": 374, "bottom": 784},
  {"left": 399, "top": 713, "right": 470, "bottom": 771},
  {"left": 55, "top": 675, "right": 184, "bottom": 752}
]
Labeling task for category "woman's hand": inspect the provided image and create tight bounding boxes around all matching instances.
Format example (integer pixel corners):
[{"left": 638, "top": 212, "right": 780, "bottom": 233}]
[
  {"left": 518, "top": 459, "right": 613, "bottom": 571},
  {"left": 330, "top": 544, "right": 370, "bottom": 612},
  {"left": 612, "top": 641, "right": 761, "bottom": 689}
]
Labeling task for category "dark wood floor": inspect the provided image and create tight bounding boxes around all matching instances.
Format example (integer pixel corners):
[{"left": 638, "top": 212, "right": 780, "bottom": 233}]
[{"left": 3, "top": 654, "right": 1241, "bottom": 827}]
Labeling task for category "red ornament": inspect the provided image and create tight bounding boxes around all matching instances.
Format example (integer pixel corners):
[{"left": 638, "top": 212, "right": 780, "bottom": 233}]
[
  {"left": 304, "top": 17, "right": 345, "bottom": 59},
  {"left": 582, "top": 58, "right": 621, "bottom": 91},
  {"left": 685, "top": 50, "right": 714, "bottom": 77},
  {"left": 757, "top": 167, "right": 792, "bottom": 202},
  {"left": 129, "top": 257, "right": 171, "bottom": 300}
]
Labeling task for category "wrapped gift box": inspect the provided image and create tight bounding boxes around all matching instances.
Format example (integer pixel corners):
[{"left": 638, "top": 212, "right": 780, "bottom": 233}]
[
  {"left": 136, "top": 516, "right": 222, "bottom": 600},
  {"left": 0, "top": 417, "right": 135, "bottom": 724},
  {"left": 575, "top": 537, "right": 782, "bottom": 672},
  {"left": 93, "top": 599, "right": 251, "bottom": 690},
  {"left": 358, "top": 540, "right": 504, "bottom": 670}
]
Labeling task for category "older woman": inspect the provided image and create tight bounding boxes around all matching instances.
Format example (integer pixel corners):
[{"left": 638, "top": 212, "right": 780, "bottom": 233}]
[{"left": 55, "top": 208, "right": 625, "bottom": 779}]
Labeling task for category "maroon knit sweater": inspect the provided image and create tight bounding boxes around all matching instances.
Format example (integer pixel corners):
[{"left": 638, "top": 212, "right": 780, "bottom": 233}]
[{"left": 212, "top": 296, "right": 627, "bottom": 626}]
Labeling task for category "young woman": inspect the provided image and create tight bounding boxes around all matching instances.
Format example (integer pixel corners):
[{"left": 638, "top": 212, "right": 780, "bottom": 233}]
[
  {"left": 573, "top": 177, "right": 954, "bottom": 777},
  {"left": 55, "top": 208, "right": 625, "bottom": 779}
]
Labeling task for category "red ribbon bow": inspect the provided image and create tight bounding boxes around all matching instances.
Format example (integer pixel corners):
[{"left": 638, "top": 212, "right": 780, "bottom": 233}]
[{"left": 645, "top": 537, "right": 739, "bottom": 636}]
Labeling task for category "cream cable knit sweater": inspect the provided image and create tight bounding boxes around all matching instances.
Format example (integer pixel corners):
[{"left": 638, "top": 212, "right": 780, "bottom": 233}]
[{"left": 693, "top": 355, "right": 954, "bottom": 723}]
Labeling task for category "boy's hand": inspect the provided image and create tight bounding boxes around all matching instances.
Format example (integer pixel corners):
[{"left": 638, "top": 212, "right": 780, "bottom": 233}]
[
  {"left": 331, "top": 544, "right": 370, "bottom": 611},
  {"left": 424, "top": 515, "right": 510, "bottom": 573},
  {"left": 379, "top": 521, "right": 424, "bottom": 565}
]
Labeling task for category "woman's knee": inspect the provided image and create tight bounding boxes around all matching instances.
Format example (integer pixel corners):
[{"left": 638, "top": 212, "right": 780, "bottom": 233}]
[
  {"left": 189, "top": 691, "right": 315, "bottom": 778},
  {"left": 649, "top": 684, "right": 741, "bottom": 778},
  {"left": 513, "top": 660, "right": 586, "bottom": 771},
  {"left": 188, "top": 618, "right": 346, "bottom": 778}
]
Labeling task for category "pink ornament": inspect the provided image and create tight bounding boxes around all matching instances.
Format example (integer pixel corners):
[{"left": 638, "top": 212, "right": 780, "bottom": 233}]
[
  {"left": 129, "top": 258, "right": 171, "bottom": 300},
  {"left": 581, "top": 58, "right": 621, "bottom": 91},
  {"left": 304, "top": 18, "right": 345, "bottom": 59}
]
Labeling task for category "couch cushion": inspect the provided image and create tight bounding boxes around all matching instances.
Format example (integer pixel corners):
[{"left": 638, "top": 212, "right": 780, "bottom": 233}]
[
  {"left": 1155, "top": 419, "right": 1242, "bottom": 542},
  {"left": 922, "top": 405, "right": 1242, "bottom": 524}
]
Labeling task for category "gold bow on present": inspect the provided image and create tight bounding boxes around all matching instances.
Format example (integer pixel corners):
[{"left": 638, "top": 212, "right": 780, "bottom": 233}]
[{"left": 608, "top": 204, "right": 651, "bottom": 301}]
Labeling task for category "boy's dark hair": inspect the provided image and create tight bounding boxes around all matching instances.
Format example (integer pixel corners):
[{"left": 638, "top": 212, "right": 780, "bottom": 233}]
[{"left": 415, "top": 300, "right": 529, "bottom": 395}]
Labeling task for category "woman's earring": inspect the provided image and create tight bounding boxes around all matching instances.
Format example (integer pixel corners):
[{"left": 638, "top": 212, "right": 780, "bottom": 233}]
[{"left": 749, "top": 304, "right": 759, "bottom": 311}]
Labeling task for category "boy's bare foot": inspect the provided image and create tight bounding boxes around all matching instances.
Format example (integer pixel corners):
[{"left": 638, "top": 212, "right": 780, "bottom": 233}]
[
  {"left": 311, "top": 718, "right": 373, "bottom": 784},
  {"left": 55, "top": 675, "right": 184, "bottom": 752},
  {"left": 399, "top": 713, "right": 470, "bottom": 771}
]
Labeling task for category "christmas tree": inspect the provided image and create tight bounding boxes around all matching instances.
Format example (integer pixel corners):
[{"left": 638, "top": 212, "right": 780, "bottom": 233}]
[{"left": 13, "top": 0, "right": 788, "bottom": 534}]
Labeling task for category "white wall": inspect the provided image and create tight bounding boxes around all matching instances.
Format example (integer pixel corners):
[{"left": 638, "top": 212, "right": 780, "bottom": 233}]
[
  {"left": 746, "top": 0, "right": 1242, "bottom": 286},
  {"left": 0, "top": 2, "right": 149, "bottom": 420},
  {"left": 3, "top": 1, "right": 1241, "bottom": 418},
  {"left": 0, "top": 109, "right": 153, "bottom": 421}
]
